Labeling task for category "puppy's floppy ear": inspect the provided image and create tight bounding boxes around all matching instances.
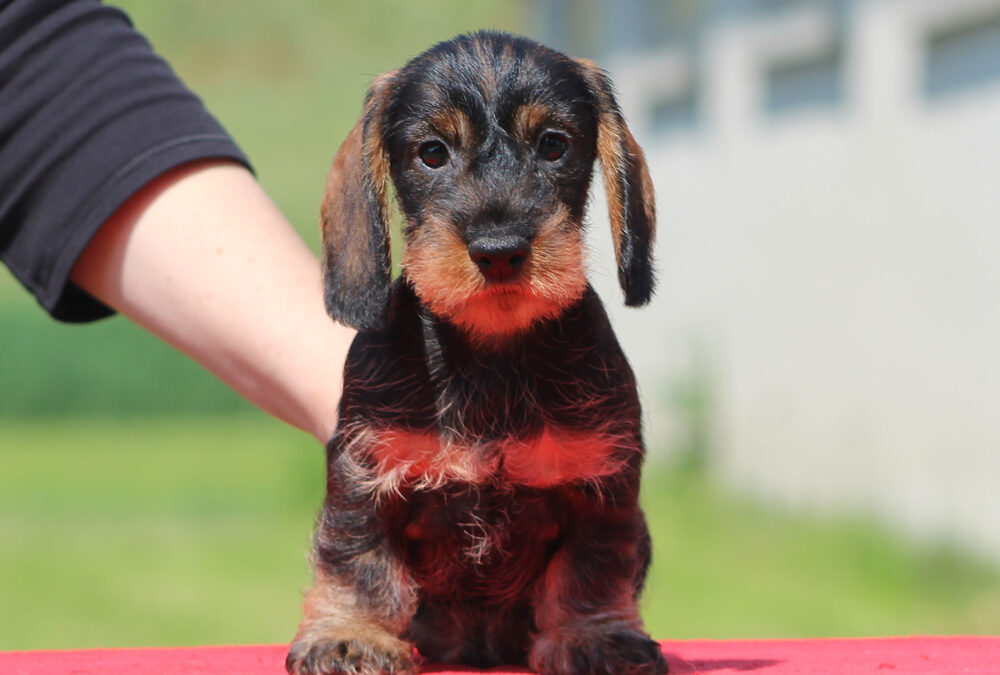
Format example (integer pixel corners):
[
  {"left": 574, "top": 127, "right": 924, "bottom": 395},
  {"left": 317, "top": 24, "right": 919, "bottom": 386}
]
[
  {"left": 320, "top": 71, "right": 397, "bottom": 331},
  {"left": 575, "top": 59, "right": 657, "bottom": 306}
]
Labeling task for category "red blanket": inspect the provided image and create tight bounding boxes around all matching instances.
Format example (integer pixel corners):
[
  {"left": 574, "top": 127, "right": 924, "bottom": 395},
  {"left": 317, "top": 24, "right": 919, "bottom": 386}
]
[{"left": 2, "top": 638, "right": 998, "bottom": 674}]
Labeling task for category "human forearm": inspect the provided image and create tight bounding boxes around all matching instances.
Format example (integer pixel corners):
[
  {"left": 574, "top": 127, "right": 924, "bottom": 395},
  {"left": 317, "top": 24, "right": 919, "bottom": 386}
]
[{"left": 71, "top": 160, "right": 354, "bottom": 443}]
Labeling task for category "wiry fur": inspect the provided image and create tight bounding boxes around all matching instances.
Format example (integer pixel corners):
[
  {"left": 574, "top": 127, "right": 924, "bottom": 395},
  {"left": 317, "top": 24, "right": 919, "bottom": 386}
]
[{"left": 288, "top": 31, "right": 665, "bottom": 675}]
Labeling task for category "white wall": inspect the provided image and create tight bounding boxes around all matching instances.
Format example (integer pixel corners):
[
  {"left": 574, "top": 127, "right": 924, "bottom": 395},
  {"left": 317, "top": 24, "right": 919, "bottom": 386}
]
[{"left": 590, "top": 0, "right": 1000, "bottom": 560}]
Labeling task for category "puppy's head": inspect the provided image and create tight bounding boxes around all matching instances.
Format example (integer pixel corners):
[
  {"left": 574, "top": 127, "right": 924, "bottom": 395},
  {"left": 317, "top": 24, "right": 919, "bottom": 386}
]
[{"left": 321, "top": 32, "right": 655, "bottom": 341}]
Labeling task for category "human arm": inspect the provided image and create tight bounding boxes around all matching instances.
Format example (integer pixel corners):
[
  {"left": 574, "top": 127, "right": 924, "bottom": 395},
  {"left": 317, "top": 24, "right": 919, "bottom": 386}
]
[{"left": 70, "top": 159, "right": 354, "bottom": 443}]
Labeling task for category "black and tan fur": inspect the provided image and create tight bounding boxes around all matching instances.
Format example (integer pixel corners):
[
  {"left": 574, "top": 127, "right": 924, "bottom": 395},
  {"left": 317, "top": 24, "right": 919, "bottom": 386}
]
[{"left": 287, "top": 31, "right": 664, "bottom": 675}]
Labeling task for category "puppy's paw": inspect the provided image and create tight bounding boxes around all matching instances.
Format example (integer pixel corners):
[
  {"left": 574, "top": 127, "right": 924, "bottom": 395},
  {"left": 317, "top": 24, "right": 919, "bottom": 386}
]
[
  {"left": 285, "top": 630, "right": 417, "bottom": 675},
  {"left": 530, "top": 625, "right": 668, "bottom": 675}
]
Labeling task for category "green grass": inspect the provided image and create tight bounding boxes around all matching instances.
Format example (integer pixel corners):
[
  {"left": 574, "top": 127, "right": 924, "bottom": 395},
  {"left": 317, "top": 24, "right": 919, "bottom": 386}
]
[
  {"left": 0, "top": 418, "right": 322, "bottom": 650},
  {"left": 0, "top": 304, "right": 252, "bottom": 418},
  {"left": 2, "top": 418, "right": 998, "bottom": 651},
  {"left": 640, "top": 471, "right": 1000, "bottom": 639}
]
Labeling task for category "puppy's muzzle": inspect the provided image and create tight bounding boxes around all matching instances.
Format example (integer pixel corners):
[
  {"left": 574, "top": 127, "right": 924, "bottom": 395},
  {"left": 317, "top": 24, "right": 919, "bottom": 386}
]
[{"left": 468, "top": 234, "right": 530, "bottom": 282}]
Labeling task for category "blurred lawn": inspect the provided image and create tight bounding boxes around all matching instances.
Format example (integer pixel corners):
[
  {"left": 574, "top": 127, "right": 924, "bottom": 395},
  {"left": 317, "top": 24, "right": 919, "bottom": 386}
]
[
  {"left": 0, "top": 303, "right": 250, "bottom": 418},
  {"left": 2, "top": 0, "right": 1000, "bottom": 653},
  {"left": 0, "top": 418, "right": 320, "bottom": 649},
  {"left": 2, "top": 418, "right": 999, "bottom": 650}
]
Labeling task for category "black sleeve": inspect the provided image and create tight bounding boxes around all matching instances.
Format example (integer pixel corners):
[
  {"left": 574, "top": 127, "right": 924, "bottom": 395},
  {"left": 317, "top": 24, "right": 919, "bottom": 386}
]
[{"left": 0, "top": 0, "right": 253, "bottom": 322}]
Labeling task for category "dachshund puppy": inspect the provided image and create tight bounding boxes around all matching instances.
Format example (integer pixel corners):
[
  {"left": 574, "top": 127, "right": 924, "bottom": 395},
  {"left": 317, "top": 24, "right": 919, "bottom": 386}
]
[{"left": 287, "top": 31, "right": 664, "bottom": 675}]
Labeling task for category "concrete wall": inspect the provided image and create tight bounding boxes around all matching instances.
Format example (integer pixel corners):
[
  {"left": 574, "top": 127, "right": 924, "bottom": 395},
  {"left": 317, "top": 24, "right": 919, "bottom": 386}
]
[{"left": 586, "top": 0, "right": 1000, "bottom": 560}]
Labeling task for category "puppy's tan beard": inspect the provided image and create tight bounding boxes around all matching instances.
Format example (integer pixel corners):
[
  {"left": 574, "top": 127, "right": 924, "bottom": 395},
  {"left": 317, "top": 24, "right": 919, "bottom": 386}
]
[{"left": 402, "top": 207, "right": 587, "bottom": 344}]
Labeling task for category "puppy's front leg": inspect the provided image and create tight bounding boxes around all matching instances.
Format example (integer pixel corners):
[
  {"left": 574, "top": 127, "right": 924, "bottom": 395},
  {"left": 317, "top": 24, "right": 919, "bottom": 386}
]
[
  {"left": 287, "top": 448, "right": 418, "bottom": 675},
  {"left": 531, "top": 484, "right": 667, "bottom": 675},
  {"left": 286, "top": 570, "right": 416, "bottom": 675}
]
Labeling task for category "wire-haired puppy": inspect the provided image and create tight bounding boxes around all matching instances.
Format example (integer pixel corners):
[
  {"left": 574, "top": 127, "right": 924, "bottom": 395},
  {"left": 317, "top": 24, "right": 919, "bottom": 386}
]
[{"left": 287, "top": 31, "right": 665, "bottom": 675}]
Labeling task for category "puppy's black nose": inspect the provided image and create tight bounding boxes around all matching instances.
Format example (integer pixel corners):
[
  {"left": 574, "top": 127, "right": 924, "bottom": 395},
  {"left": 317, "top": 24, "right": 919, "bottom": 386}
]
[{"left": 468, "top": 235, "right": 530, "bottom": 282}]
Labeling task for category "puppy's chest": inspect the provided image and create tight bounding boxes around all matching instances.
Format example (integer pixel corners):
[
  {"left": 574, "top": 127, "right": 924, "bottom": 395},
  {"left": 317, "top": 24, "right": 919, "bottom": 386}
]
[
  {"left": 342, "top": 302, "right": 638, "bottom": 491},
  {"left": 359, "top": 424, "right": 625, "bottom": 490},
  {"left": 348, "top": 358, "right": 631, "bottom": 490}
]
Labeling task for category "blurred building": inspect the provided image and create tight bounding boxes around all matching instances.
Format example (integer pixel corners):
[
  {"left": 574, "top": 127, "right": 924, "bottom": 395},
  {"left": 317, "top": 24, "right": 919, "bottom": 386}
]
[{"left": 539, "top": 0, "right": 1000, "bottom": 561}]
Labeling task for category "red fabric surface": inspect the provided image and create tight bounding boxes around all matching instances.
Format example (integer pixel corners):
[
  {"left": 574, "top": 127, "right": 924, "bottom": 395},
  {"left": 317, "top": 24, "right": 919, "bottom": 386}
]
[{"left": 1, "top": 638, "right": 998, "bottom": 674}]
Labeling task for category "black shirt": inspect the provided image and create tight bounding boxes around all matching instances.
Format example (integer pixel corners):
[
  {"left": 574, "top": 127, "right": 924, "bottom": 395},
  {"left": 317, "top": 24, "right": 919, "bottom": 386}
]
[{"left": 0, "top": 0, "right": 251, "bottom": 321}]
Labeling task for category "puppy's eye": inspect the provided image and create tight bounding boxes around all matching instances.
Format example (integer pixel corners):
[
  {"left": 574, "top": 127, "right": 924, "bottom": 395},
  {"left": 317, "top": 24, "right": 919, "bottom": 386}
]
[
  {"left": 537, "top": 132, "right": 569, "bottom": 162},
  {"left": 418, "top": 141, "right": 449, "bottom": 168}
]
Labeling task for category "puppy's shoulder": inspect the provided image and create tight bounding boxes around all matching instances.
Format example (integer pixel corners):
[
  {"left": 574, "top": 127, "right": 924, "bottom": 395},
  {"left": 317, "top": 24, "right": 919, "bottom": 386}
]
[
  {"left": 339, "top": 280, "right": 437, "bottom": 424},
  {"left": 344, "top": 279, "right": 425, "bottom": 357},
  {"left": 541, "top": 285, "right": 630, "bottom": 363}
]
